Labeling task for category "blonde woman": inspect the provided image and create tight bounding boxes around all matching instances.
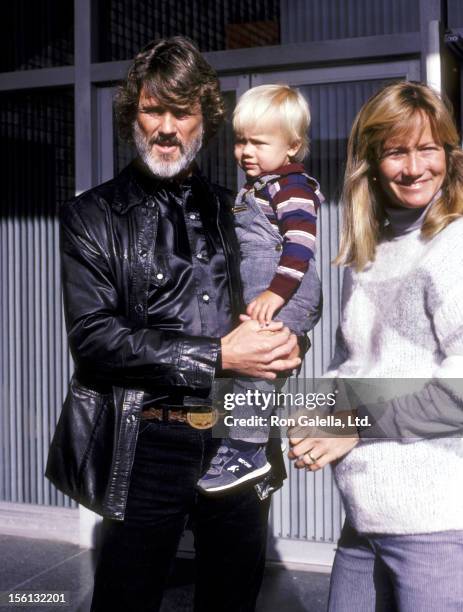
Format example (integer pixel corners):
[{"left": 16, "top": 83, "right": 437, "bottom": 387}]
[{"left": 289, "top": 82, "right": 463, "bottom": 611}]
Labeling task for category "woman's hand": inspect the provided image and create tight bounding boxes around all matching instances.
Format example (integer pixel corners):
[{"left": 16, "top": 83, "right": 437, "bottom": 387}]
[
  {"left": 287, "top": 410, "right": 359, "bottom": 471},
  {"left": 246, "top": 290, "right": 285, "bottom": 324},
  {"left": 288, "top": 436, "right": 359, "bottom": 471}
]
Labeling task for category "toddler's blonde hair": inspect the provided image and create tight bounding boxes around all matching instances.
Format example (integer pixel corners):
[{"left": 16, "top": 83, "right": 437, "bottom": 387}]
[{"left": 233, "top": 84, "right": 311, "bottom": 162}]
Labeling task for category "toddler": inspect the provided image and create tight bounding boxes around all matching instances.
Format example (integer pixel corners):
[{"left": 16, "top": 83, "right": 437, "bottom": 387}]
[{"left": 198, "top": 84, "right": 322, "bottom": 494}]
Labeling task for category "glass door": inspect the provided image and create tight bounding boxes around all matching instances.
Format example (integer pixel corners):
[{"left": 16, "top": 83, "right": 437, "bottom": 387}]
[{"left": 251, "top": 60, "right": 420, "bottom": 565}]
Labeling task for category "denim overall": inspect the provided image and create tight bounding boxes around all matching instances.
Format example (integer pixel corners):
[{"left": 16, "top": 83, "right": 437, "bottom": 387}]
[{"left": 230, "top": 174, "right": 322, "bottom": 442}]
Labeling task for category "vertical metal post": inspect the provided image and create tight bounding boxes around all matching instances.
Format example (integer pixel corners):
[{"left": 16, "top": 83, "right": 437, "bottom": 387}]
[
  {"left": 95, "top": 87, "right": 115, "bottom": 183},
  {"left": 74, "top": 0, "right": 94, "bottom": 195},
  {"left": 420, "top": 0, "right": 443, "bottom": 90},
  {"left": 234, "top": 74, "right": 251, "bottom": 190},
  {"left": 74, "top": 0, "right": 103, "bottom": 544},
  {"left": 460, "top": 69, "right": 463, "bottom": 142}
]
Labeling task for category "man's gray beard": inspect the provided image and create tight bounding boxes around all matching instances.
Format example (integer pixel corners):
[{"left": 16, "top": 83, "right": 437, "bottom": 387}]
[{"left": 133, "top": 122, "right": 203, "bottom": 179}]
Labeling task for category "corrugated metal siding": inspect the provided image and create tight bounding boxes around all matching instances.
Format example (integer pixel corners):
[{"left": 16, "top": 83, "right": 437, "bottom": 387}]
[
  {"left": 197, "top": 91, "right": 237, "bottom": 191},
  {"left": 281, "top": 0, "right": 419, "bottom": 43},
  {"left": 303, "top": 78, "right": 397, "bottom": 374},
  {"left": 0, "top": 89, "right": 75, "bottom": 507},
  {"left": 269, "top": 78, "right": 396, "bottom": 545}
]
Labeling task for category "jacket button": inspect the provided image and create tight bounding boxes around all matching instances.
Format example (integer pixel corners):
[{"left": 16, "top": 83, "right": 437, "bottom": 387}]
[
  {"left": 156, "top": 272, "right": 164, "bottom": 280},
  {"left": 189, "top": 213, "right": 197, "bottom": 220},
  {"left": 202, "top": 293, "right": 210, "bottom": 303},
  {"left": 275, "top": 244, "right": 283, "bottom": 252},
  {"left": 146, "top": 198, "right": 155, "bottom": 208},
  {"left": 135, "top": 304, "right": 143, "bottom": 313}
]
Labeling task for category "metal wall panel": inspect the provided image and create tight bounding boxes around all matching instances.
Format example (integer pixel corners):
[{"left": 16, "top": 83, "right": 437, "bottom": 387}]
[
  {"left": 281, "top": 0, "right": 419, "bottom": 43},
  {"left": 448, "top": 0, "right": 463, "bottom": 28},
  {"left": 0, "top": 89, "right": 75, "bottom": 507}
]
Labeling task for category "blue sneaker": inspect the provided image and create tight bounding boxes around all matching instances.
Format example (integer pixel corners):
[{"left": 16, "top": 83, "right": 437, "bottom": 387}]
[{"left": 197, "top": 442, "right": 271, "bottom": 494}]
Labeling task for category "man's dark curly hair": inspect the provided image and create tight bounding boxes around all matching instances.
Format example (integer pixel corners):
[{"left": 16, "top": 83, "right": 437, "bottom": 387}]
[{"left": 114, "top": 36, "right": 225, "bottom": 145}]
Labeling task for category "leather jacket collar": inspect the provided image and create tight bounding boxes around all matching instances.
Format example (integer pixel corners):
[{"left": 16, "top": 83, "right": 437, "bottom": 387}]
[{"left": 112, "top": 159, "right": 209, "bottom": 215}]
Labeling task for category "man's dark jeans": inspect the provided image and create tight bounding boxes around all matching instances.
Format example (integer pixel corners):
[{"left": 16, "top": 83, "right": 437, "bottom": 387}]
[{"left": 91, "top": 419, "right": 271, "bottom": 612}]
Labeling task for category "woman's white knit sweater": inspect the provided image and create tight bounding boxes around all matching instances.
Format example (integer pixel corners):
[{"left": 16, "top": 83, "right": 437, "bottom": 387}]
[{"left": 331, "top": 217, "right": 463, "bottom": 534}]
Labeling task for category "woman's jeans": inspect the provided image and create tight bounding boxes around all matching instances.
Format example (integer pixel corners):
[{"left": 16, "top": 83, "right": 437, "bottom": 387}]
[
  {"left": 91, "top": 420, "right": 270, "bottom": 612},
  {"left": 328, "top": 521, "right": 463, "bottom": 612}
]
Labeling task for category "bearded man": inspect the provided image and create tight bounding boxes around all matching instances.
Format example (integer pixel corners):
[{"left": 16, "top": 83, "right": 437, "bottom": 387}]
[{"left": 46, "top": 37, "right": 303, "bottom": 612}]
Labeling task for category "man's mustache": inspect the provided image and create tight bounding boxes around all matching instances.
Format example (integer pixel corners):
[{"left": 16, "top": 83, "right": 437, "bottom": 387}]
[{"left": 150, "top": 135, "right": 183, "bottom": 148}]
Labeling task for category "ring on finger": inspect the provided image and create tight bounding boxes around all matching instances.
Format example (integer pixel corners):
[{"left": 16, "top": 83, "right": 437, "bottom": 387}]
[{"left": 305, "top": 451, "right": 317, "bottom": 464}]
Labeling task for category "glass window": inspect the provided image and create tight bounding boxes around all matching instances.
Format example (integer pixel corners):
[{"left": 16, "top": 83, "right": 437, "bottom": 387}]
[
  {"left": 0, "top": 1, "right": 73, "bottom": 72},
  {"left": 97, "top": 0, "right": 280, "bottom": 62}
]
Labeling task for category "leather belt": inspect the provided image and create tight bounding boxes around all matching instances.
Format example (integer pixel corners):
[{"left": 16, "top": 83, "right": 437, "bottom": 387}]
[
  {"left": 141, "top": 406, "right": 188, "bottom": 423},
  {"left": 140, "top": 405, "right": 219, "bottom": 430}
]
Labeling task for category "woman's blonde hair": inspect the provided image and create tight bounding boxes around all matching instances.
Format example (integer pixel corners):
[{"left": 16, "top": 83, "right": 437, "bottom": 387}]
[
  {"left": 335, "top": 81, "right": 463, "bottom": 270},
  {"left": 233, "top": 84, "right": 311, "bottom": 162}
]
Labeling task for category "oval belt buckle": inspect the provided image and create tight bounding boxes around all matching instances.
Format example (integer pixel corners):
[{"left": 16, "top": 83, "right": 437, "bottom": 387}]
[{"left": 186, "top": 407, "right": 219, "bottom": 430}]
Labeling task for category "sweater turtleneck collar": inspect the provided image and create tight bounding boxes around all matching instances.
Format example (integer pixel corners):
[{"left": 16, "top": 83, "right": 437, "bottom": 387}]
[{"left": 383, "top": 190, "right": 442, "bottom": 237}]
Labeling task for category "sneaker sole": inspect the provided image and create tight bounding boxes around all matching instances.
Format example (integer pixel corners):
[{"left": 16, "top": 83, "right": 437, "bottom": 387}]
[{"left": 198, "top": 462, "right": 272, "bottom": 494}]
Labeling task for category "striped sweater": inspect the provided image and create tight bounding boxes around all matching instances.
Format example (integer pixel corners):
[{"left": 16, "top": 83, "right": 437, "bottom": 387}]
[{"left": 240, "top": 163, "right": 321, "bottom": 300}]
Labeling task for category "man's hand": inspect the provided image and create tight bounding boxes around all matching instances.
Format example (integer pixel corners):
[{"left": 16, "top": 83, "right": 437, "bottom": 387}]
[
  {"left": 221, "top": 319, "right": 300, "bottom": 379},
  {"left": 246, "top": 290, "right": 285, "bottom": 324}
]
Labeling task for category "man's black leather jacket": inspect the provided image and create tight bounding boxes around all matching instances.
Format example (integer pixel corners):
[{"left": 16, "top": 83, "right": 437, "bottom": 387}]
[{"left": 46, "top": 161, "right": 290, "bottom": 519}]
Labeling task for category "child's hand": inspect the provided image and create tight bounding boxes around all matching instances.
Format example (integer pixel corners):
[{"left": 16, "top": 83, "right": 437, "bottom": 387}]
[{"left": 246, "top": 290, "right": 285, "bottom": 324}]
